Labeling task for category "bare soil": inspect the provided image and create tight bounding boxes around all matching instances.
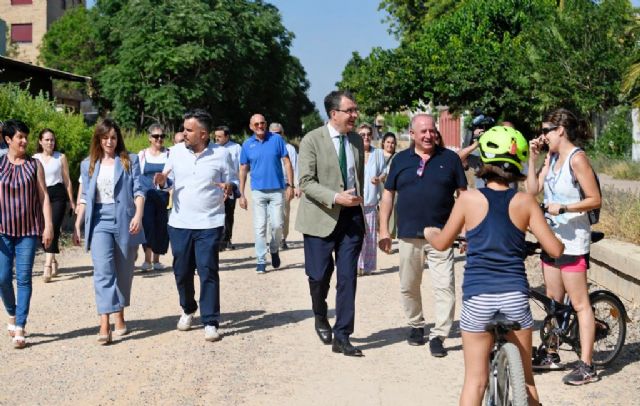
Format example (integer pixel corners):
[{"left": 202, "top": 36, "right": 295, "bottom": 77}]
[{"left": 1, "top": 194, "right": 638, "bottom": 405}]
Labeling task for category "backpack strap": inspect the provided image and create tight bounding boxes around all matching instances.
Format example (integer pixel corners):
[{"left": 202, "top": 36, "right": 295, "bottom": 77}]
[{"left": 567, "top": 148, "right": 584, "bottom": 188}]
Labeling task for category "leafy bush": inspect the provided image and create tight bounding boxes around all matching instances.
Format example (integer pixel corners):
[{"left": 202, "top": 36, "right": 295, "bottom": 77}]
[
  {"left": 590, "top": 106, "right": 633, "bottom": 158},
  {"left": 590, "top": 155, "right": 640, "bottom": 180},
  {"left": 0, "top": 84, "right": 92, "bottom": 183}
]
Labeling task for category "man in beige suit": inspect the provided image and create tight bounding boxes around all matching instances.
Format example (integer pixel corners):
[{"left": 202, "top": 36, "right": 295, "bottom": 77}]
[{"left": 296, "top": 90, "right": 365, "bottom": 357}]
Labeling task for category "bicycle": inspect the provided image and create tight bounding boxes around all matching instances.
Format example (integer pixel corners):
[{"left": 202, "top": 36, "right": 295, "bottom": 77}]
[
  {"left": 483, "top": 313, "right": 529, "bottom": 406},
  {"left": 526, "top": 232, "right": 628, "bottom": 367}
]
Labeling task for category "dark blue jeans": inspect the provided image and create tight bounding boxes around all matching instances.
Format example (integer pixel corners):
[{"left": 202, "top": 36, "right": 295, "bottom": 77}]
[
  {"left": 168, "top": 226, "right": 222, "bottom": 327},
  {"left": 0, "top": 234, "right": 38, "bottom": 328}
]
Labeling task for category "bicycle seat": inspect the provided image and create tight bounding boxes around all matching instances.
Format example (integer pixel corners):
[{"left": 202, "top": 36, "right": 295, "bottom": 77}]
[{"left": 484, "top": 312, "right": 521, "bottom": 333}]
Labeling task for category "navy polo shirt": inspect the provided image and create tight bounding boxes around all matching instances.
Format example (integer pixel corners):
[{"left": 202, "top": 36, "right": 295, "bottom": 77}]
[
  {"left": 240, "top": 132, "right": 289, "bottom": 191},
  {"left": 384, "top": 146, "right": 467, "bottom": 238}
]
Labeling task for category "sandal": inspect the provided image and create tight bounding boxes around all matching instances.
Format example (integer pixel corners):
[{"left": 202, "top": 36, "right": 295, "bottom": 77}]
[
  {"left": 43, "top": 265, "right": 52, "bottom": 283},
  {"left": 7, "top": 322, "right": 16, "bottom": 337},
  {"left": 13, "top": 328, "right": 26, "bottom": 349},
  {"left": 97, "top": 330, "right": 112, "bottom": 345},
  {"left": 51, "top": 259, "right": 59, "bottom": 276}
]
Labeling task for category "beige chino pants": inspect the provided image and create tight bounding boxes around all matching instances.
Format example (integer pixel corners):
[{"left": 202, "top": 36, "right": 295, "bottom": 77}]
[{"left": 398, "top": 238, "right": 455, "bottom": 341}]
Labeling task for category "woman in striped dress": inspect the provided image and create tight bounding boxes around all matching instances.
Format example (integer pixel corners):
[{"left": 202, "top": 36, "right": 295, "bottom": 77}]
[
  {"left": 0, "top": 120, "right": 53, "bottom": 348},
  {"left": 356, "top": 123, "right": 386, "bottom": 276}
]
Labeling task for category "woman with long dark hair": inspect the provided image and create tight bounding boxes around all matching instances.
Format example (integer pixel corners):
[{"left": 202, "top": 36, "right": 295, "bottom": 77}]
[
  {"left": 34, "top": 129, "right": 75, "bottom": 281},
  {"left": 527, "top": 108, "right": 602, "bottom": 385},
  {"left": 0, "top": 119, "right": 53, "bottom": 348},
  {"left": 73, "top": 119, "right": 145, "bottom": 345}
]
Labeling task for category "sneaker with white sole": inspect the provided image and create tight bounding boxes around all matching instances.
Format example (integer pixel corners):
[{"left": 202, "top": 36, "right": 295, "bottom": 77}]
[
  {"left": 204, "top": 325, "right": 221, "bottom": 342},
  {"left": 532, "top": 349, "right": 564, "bottom": 370},
  {"left": 563, "top": 361, "right": 599, "bottom": 385},
  {"left": 177, "top": 312, "right": 195, "bottom": 331},
  {"left": 140, "top": 262, "right": 152, "bottom": 272},
  {"left": 152, "top": 262, "right": 165, "bottom": 271}
]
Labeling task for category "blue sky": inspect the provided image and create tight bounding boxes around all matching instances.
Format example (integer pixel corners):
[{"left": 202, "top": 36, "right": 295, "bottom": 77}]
[{"left": 86, "top": 0, "right": 398, "bottom": 117}]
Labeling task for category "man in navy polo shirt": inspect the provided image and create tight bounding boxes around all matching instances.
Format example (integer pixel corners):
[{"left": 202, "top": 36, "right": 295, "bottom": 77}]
[
  {"left": 379, "top": 113, "right": 467, "bottom": 357},
  {"left": 239, "top": 114, "right": 294, "bottom": 274}
]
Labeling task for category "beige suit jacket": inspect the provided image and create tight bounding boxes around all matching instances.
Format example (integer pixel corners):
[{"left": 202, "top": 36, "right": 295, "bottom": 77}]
[{"left": 295, "top": 125, "right": 365, "bottom": 238}]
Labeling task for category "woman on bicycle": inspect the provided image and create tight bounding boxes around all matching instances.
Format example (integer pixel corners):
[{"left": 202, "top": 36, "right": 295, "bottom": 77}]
[
  {"left": 425, "top": 126, "right": 563, "bottom": 406},
  {"left": 526, "top": 108, "right": 601, "bottom": 385}
]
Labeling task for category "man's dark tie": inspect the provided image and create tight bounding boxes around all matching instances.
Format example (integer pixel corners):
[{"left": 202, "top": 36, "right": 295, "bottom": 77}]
[{"left": 339, "top": 135, "right": 348, "bottom": 188}]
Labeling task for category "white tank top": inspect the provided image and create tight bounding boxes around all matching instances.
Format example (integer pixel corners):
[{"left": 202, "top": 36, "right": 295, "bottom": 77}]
[
  {"left": 34, "top": 151, "right": 64, "bottom": 187},
  {"left": 543, "top": 147, "right": 591, "bottom": 255}
]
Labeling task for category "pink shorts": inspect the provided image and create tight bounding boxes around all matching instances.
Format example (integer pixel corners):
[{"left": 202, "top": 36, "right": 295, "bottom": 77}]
[{"left": 542, "top": 256, "right": 588, "bottom": 273}]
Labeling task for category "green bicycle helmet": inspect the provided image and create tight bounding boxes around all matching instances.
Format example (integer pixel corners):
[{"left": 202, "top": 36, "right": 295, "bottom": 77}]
[{"left": 478, "top": 126, "right": 528, "bottom": 171}]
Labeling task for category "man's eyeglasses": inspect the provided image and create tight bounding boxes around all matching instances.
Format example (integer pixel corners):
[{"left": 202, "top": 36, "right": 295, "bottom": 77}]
[
  {"left": 253, "top": 121, "right": 267, "bottom": 126},
  {"left": 540, "top": 126, "right": 558, "bottom": 135},
  {"left": 336, "top": 108, "right": 359, "bottom": 115},
  {"left": 151, "top": 133, "right": 166, "bottom": 139},
  {"left": 417, "top": 158, "right": 426, "bottom": 177}
]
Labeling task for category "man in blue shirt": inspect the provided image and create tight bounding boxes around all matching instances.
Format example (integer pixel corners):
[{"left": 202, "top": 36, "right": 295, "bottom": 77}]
[
  {"left": 239, "top": 114, "right": 294, "bottom": 274},
  {"left": 379, "top": 114, "right": 467, "bottom": 357}
]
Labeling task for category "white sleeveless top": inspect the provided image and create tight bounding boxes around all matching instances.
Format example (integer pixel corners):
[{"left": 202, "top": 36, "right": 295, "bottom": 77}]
[
  {"left": 543, "top": 147, "right": 591, "bottom": 255},
  {"left": 34, "top": 151, "right": 64, "bottom": 187}
]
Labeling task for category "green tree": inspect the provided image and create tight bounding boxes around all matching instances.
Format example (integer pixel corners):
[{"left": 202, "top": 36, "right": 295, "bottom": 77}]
[
  {"left": 342, "top": 0, "right": 636, "bottom": 134},
  {"left": 40, "top": 0, "right": 314, "bottom": 132}
]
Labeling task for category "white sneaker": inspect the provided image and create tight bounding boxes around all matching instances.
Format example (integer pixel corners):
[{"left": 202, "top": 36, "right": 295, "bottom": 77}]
[
  {"left": 140, "top": 262, "right": 152, "bottom": 272},
  {"left": 204, "top": 325, "right": 221, "bottom": 342},
  {"left": 152, "top": 262, "right": 165, "bottom": 271},
  {"left": 177, "top": 312, "right": 194, "bottom": 331}
]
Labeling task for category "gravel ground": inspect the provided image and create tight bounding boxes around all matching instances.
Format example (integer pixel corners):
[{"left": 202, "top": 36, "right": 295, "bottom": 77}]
[{"left": 0, "top": 194, "right": 638, "bottom": 405}]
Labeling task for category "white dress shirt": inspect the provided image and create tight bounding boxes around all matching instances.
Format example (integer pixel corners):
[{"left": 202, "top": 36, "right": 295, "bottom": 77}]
[
  {"left": 327, "top": 123, "right": 356, "bottom": 191},
  {"left": 164, "top": 142, "right": 237, "bottom": 229}
]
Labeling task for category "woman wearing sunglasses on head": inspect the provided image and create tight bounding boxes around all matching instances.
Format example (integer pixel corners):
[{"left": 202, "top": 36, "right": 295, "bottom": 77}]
[
  {"left": 526, "top": 108, "right": 601, "bottom": 385},
  {"left": 138, "top": 123, "right": 171, "bottom": 272}
]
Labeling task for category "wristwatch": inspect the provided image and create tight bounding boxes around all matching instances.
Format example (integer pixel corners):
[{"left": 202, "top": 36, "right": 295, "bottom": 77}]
[
  {"left": 285, "top": 183, "right": 294, "bottom": 189},
  {"left": 559, "top": 205, "right": 568, "bottom": 214}
]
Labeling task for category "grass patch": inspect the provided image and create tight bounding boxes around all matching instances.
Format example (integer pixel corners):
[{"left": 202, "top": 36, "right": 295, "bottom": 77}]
[
  {"left": 595, "top": 188, "right": 640, "bottom": 245},
  {"left": 590, "top": 156, "right": 640, "bottom": 180}
]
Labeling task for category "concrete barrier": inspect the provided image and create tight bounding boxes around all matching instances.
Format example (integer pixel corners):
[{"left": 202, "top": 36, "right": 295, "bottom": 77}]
[{"left": 589, "top": 238, "right": 640, "bottom": 303}]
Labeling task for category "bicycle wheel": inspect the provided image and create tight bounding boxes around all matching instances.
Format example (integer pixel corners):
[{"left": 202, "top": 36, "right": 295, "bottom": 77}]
[
  {"left": 589, "top": 290, "right": 627, "bottom": 366},
  {"left": 486, "top": 343, "right": 528, "bottom": 406}
]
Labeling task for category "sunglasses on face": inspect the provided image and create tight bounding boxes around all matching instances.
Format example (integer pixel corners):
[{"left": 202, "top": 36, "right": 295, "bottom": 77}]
[
  {"left": 359, "top": 132, "right": 372, "bottom": 138},
  {"left": 151, "top": 133, "right": 166, "bottom": 139},
  {"left": 540, "top": 126, "right": 558, "bottom": 135}
]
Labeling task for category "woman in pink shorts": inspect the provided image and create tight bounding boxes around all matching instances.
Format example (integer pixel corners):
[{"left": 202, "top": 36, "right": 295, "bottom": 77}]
[{"left": 526, "top": 108, "right": 602, "bottom": 386}]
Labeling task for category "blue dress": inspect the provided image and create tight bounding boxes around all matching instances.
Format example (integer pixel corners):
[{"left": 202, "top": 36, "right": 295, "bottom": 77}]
[{"left": 140, "top": 153, "right": 170, "bottom": 254}]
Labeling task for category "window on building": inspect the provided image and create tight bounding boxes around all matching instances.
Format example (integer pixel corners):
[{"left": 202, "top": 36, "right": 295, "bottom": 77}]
[
  {"left": 11, "top": 0, "right": 33, "bottom": 5},
  {"left": 11, "top": 24, "right": 33, "bottom": 43}
]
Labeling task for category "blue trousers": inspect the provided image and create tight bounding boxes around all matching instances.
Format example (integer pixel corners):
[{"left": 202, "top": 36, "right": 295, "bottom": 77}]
[
  {"left": 303, "top": 206, "right": 364, "bottom": 340},
  {"left": 0, "top": 234, "right": 38, "bottom": 328},
  {"left": 168, "top": 226, "right": 222, "bottom": 327},
  {"left": 142, "top": 189, "right": 170, "bottom": 255},
  {"left": 90, "top": 204, "right": 137, "bottom": 315}
]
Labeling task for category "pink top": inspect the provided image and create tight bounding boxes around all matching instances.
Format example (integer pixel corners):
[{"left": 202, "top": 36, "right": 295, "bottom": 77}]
[{"left": 0, "top": 155, "right": 43, "bottom": 237}]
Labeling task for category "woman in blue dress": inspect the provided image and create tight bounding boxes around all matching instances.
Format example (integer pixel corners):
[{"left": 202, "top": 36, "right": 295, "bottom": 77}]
[{"left": 138, "top": 123, "right": 171, "bottom": 271}]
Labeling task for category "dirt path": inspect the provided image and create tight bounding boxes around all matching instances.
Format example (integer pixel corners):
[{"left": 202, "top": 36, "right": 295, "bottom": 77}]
[{"left": 1, "top": 192, "right": 638, "bottom": 405}]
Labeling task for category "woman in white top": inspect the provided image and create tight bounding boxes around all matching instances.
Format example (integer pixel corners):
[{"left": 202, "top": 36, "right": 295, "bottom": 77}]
[
  {"left": 138, "top": 123, "right": 171, "bottom": 271},
  {"left": 356, "top": 123, "right": 386, "bottom": 276},
  {"left": 34, "top": 129, "right": 75, "bottom": 282},
  {"left": 73, "top": 119, "right": 145, "bottom": 345},
  {"left": 526, "top": 108, "right": 602, "bottom": 385}
]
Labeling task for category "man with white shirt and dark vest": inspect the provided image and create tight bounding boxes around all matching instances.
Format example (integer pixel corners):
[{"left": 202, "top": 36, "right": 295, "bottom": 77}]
[
  {"left": 215, "top": 125, "right": 241, "bottom": 251},
  {"left": 296, "top": 90, "right": 365, "bottom": 356},
  {"left": 154, "top": 109, "right": 236, "bottom": 342}
]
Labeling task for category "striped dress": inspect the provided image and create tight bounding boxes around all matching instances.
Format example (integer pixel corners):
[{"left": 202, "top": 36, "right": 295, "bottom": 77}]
[{"left": 0, "top": 155, "right": 43, "bottom": 237}]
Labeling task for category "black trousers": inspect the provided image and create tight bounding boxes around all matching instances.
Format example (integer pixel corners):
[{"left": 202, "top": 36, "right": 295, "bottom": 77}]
[
  {"left": 303, "top": 206, "right": 364, "bottom": 340},
  {"left": 223, "top": 198, "right": 236, "bottom": 243},
  {"left": 44, "top": 183, "right": 68, "bottom": 254}
]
